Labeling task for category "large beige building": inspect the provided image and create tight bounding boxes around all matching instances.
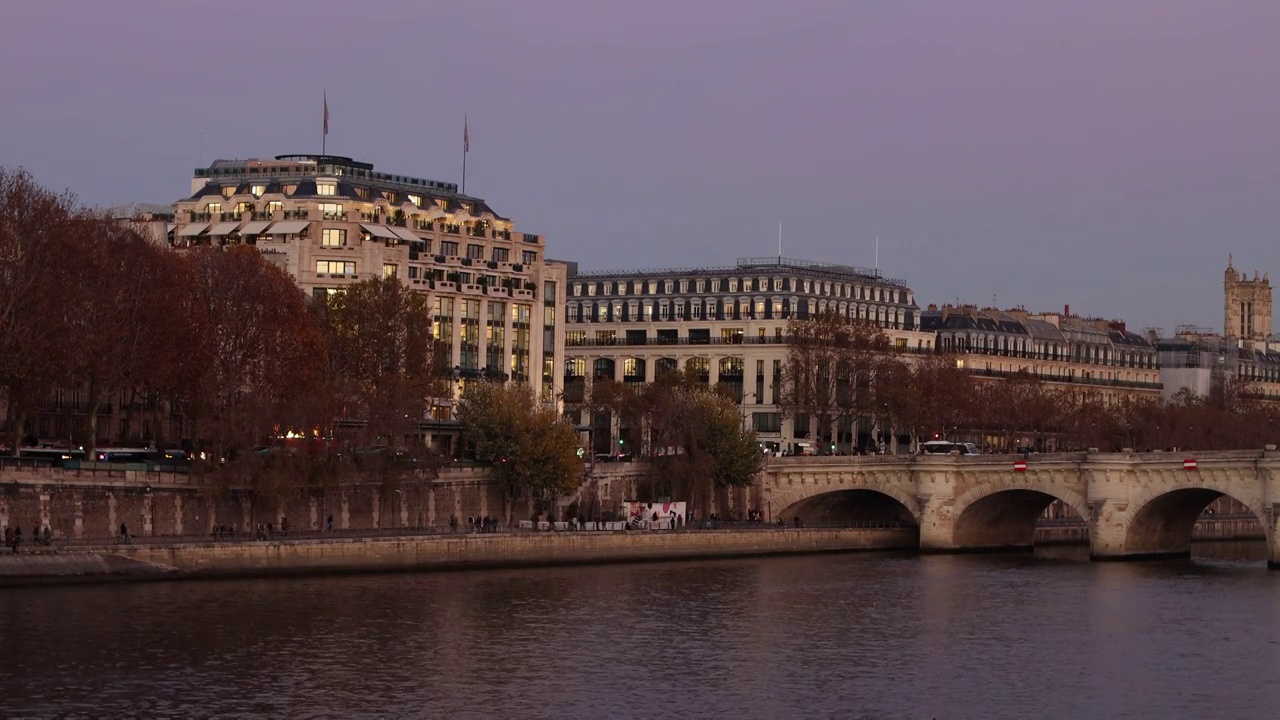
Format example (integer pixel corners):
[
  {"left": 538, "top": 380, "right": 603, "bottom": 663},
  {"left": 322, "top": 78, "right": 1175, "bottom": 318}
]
[
  {"left": 168, "top": 154, "right": 566, "bottom": 449},
  {"left": 562, "top": 256, "right": 933, "bottom": 454}
]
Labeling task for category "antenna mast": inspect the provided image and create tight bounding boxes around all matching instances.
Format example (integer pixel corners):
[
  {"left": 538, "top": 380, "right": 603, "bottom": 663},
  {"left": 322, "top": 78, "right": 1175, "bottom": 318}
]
[{"left": 778, "top": 221, "right": 783, "bottom": 260}]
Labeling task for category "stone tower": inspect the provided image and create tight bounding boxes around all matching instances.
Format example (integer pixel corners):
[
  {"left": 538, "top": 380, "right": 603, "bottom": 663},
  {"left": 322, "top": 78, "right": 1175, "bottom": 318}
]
[{"left": 1224, "top": 254, "right": 1272, "bottom": 343}]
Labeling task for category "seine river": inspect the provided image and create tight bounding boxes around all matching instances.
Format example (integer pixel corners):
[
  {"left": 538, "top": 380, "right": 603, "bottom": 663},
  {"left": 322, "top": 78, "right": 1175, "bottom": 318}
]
[{"left": 2, "top": 543, "right": 1278, "bottom": 719}]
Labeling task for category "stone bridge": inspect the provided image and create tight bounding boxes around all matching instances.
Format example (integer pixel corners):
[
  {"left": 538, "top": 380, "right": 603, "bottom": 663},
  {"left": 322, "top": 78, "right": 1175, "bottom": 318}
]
[{"left": 762, "top": 450, "right": 1280, "bottom": 567}]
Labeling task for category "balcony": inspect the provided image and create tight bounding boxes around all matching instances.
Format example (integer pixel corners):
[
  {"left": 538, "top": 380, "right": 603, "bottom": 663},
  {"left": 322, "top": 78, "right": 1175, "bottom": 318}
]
[
  {"left": 522, "top": 233, "right": 540, "bottom": 244},
  {"left": 285, "top": 209, "right": 310, "bottom": 220},
  {"left": 468, "top": 225, "right": 487, "bottom": 238},
  {"left": 443, "top": 224, "right": 462, "bottom": 235},
  {"left": 494, "top": 230, "right": 511, "bottom": 241},
  {"left": 322, "top": 212, "right": 347, "bottom": 221}
]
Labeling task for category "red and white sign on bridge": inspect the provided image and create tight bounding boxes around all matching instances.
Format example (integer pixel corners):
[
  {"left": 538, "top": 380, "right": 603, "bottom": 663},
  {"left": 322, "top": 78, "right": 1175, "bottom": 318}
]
[{"left": 1183, "top": 458, "right": 1198, "bottom": 471}]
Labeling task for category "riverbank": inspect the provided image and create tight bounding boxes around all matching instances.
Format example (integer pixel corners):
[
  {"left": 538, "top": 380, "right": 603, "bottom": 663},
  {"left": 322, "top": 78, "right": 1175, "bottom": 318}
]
[{"left": 0, "top": 527, "right": 920, "bottom": 587}]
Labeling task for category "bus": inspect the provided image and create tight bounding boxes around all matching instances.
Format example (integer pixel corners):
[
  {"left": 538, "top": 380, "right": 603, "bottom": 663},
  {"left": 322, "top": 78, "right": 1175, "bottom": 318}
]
[{"left": 920, "top": 441, "right": 980, "bottom": 456}]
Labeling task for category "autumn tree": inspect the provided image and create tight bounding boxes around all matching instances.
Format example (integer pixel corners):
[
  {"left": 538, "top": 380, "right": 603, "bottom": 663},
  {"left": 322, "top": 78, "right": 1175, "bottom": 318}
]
[
  {"left": 457, "top": 380, "right": 583, "bottom": 523},
  {"left": 637, "top": 369, "right": 763, "bottom": 509},
  {"left": 318, "top": 277, "right": 445, "bottom": 463},
  {"left": 0, "top": 168, "right": 79, "bottom": 453},
  {"left": 56, "top": 215, "right": 190, "bottom": 455},
  {"left": 184, "top": 246, "right": 325, "bottom": 464},
  {"left": 779, "top": 310, "right": 890, "bottom": 452}
]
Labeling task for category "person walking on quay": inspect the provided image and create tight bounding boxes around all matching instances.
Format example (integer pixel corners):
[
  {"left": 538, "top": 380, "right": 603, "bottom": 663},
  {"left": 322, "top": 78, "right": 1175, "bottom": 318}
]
[
  {"left": 3, "top": 526, "right": 11, "bottom": 552},
  {"left": 11, "top": 526, "right": 22, "bottom": 554},
  {"left": 119, "top": 522, "right": 131, "bottom": 545},
  {"left": 326, "top": 514, "right": 334, "bottom": 532}
]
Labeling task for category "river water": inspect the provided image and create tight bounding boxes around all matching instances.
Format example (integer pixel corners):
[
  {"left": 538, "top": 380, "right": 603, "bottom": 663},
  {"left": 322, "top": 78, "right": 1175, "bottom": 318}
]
[{"left": 2, "top": 543, "right": 1279, "bottom": 719}]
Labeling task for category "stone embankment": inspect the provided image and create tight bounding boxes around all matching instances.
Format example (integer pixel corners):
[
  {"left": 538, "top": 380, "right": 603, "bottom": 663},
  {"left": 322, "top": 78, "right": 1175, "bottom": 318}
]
[{"left": 0, "top": 527, "right": 919, "bottom": 587}]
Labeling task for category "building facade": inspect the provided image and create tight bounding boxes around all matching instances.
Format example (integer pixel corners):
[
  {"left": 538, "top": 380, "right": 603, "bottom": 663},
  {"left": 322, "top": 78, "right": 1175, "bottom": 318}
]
[
  {"left": 562, "top": 256, "right": 932, "bottom": 454},
  {"left": 168, "top": 154, "right": 566, "bottom": 450},
  {"left": 921, "top": 305, "right": 1162, "bottom": 403}
]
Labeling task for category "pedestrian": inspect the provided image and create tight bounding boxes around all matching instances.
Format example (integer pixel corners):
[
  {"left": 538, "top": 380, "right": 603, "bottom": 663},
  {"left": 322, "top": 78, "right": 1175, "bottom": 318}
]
[
  {"left": 449, "top": 514, "right": 459, "bottom": 533},
  {"left": 327, "top": 514, "right": 334, "bottom": 532},
  {"left": 119, "top": 522, "right": 130, "bottom": 545},
  {"left": 41, "top": 526, "right": 52, "bottom": 546},
  {"left": 467, "top": 515, "right": 475, "bottom": 534},
  {"left": 11, "top": 526, "right": 21, "bottom": 554}
]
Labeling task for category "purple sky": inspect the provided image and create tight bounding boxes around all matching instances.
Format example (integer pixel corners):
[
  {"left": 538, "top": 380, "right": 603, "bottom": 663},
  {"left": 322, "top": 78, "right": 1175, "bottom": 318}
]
[{"left": 4, "top": 0, "right": 1280, "bottom": 333}]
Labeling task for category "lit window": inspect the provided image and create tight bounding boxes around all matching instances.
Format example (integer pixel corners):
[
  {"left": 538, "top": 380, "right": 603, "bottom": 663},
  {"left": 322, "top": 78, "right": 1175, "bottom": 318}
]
[
  {"left": 221, "top": 186, "right": 236, "bottom": 198},
  {"left": 383, "top": 264, "right": 398, "bottom": 279},
  {"left": 321, "top": 229, "right": 346, "bottom": 247},
  {"left": 408, "top": 194, "right": 421, "bottom": 207},
  {"left": 316, "top": 260, "right": 355, "bottom": 275},
  {"left": 267, "top": 201, "right": 283, "bottom": 215},
  {"left": 251, "top": 185, "right": 265, "bottom": 197},
  {"left": 317, "top": 182, "right": 337, "bottom": 196},
  {"left": 319, "top": 203, "right": 343, "bottom": 219},
  {"left": 206, "top": 202, "right": 221, "bottom": 214}
]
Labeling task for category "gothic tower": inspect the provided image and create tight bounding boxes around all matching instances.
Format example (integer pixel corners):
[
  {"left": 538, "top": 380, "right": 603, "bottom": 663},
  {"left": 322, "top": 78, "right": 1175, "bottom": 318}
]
[{"left": 1224, "top": 254, "right": 1272, "bottom": 344}]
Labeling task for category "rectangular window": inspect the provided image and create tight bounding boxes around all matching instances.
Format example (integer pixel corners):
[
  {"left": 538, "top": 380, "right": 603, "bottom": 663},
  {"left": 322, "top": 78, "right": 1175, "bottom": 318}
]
[
  {"left": 711, "top": 279, "right": 721, "bottom": 292},
  {"left": 696, "top": 280, "right": 706, "bottom": 293},
  {"left": 383, "top": 264, "right": 398, "bottom": 279},
  {"left": 408, "top": 194, "right": 421, "bottom": 207},
  {"left": 467, "top": 243, "right": 484, "bottom": 259},
  {"left": 267, "top": 201, "right": 283, "bottom": 215},
  {"left": 752, "top": 412, "right": 782, "bottom": 433},
  {"left": 408, "top": 266, "right": 419, "bottom": 279},
  {"left": 512, "top": 303, "right": 531, "bottom": 324},
  {"left": 441, "top": 241, "right": 459, "bottom": 256},
  {"left": 321, "top": 228, "right": 345, "bottom": 247},
  {"left": 206, "top": 202, "right": 222, "bottom": 214},
  {"left": 319, "top": 203, "right": 343, "bottom": 219},
  {"left": 221, "top": 186, "right": 235, "bottom": 198},
  {"left": 317, "top": 182, "right": 337, "bottom": 196},
  {"left": 491, "top": 247, "right": 509, "bottom": 263},
  {"left": 251, "top": 185, "right": 265, "bottom": 197},
  {"left": 567, "top": 330, "right": 586, "bottom": 346},
  {"left": 595, "top": 330, "right": 616, "bottom": 344},
  {"left": 316, "top": 260, "right": 355, "bottom": 275},
  {"left": 679, "top": 280, "right": 689, "bottom": 293},
  {"left": 522, "top": 250, "right": 538, "bottom": 265}
]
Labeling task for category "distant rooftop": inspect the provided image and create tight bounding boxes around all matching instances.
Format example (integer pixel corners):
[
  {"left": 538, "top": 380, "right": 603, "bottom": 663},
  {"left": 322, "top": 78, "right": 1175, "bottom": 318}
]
[
  {"left": 193, "top": 154, "right": 459, "bottom": 195},
  {"left": 570, "top": 256, "right": 907, "bottom": 287}
]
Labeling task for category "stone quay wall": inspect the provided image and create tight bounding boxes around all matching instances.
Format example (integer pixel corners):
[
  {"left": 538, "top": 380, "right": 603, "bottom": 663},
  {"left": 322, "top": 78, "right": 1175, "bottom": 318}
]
[
  {"left": 0, "top": 465, "right": 509, "bottom": 542},
  {"left": 0, "top": 527, "right": 919, "bottom": 585}
]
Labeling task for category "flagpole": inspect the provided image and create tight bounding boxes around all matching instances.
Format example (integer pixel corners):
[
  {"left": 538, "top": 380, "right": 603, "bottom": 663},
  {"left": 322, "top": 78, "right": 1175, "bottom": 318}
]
[
  {"left": 322, "top": 91, "right": 328, "bottom": 157},
  {"left": 461, "top": 115, "right": 468, "bottom": 195}
]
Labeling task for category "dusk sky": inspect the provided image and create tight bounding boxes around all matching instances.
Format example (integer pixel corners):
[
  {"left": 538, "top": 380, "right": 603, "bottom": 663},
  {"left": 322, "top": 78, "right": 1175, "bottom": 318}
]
[{"left": 3, "top": 0, "right": 1279, "bottom": 333}]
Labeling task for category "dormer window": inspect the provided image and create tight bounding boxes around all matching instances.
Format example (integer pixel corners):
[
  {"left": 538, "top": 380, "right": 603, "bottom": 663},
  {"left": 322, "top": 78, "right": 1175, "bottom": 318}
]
[
  {"left": 221, "top": 186, "right": 236, "bottom": 198},
  {"left": 206, "top": 202, "right": 221, "bottom": 214},
  {"left": 317, "top": 182, "right": 337, "bottom": 196},
  {"left": 381, "top": 191, "right": 395, "bottom": 202},
  {"left": 408, "top": 194, "right": 421, "bottom": 207},
  {"left": 435, "top": 198, "right": 448, "bottom": 210},
  {"left": 355, "top": 187, "right": 371, "bottom": 200},
  {"left": 283, "top": 185, "right": 297, "bottom": 196}
]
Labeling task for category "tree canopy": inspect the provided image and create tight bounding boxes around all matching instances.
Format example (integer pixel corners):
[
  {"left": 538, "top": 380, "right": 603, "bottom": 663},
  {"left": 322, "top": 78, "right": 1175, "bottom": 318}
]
[{"left": 457, "top": 380, "right": 582, "bottom": 521}]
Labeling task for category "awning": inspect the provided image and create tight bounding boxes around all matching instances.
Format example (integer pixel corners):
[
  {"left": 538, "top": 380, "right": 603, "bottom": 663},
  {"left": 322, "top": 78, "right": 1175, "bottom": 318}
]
[
  {"left": 176, "top": 223, "right": 209, "bottom": 237},
  {"left": 361, "top": 223, "right": 399, "bottom": 239},
  {"left": 264, "top": 221, "right": 310, "bottom": 235},
  {"left": 421, "top": 207, "right": 448, "bottom": 222},
  {"left": 452, "top": 210, "right": 477, "bottom": 224},
  {"left": 390, "top": 227, "right": 421, "bottom": 242},
  {"left": 207, "top": 222, "right": 241, "bottom": 236},
  {"left": 165, "top": 223, "right": 175, "bottom": 235},
  {"left": 238, "top": 220, "right": 271, "bottom": 235}
]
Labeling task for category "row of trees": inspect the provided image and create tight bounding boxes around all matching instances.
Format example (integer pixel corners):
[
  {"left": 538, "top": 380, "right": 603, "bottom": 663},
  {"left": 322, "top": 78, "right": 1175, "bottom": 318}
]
[{"left": 778, "top": 310, "right": 1280, "bottom": 453}]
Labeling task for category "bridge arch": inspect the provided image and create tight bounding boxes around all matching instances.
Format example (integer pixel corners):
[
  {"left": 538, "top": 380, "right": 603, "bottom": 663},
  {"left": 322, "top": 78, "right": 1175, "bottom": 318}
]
[
  {"left": 772, "top": 485, "right": 922, "bottom": 528},
  {"left": 1121, "top": 484, "right": 1271, "bottom": 559},
  {"left": 948, "top": 483, "right": 1091, "bottom": 551}
]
